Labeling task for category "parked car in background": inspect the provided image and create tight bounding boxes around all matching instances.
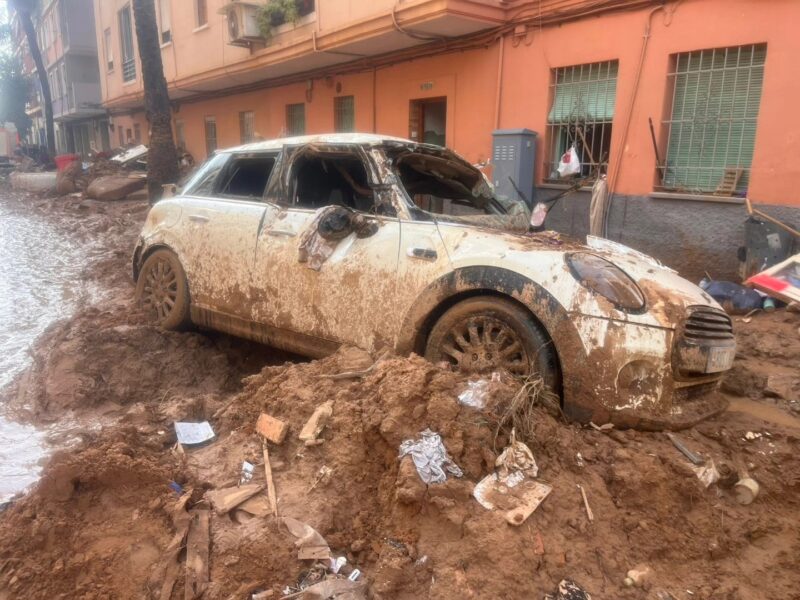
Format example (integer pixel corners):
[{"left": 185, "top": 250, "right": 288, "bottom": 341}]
[{"left": 133, "top": 134, "right": 735, "bottom": 430}]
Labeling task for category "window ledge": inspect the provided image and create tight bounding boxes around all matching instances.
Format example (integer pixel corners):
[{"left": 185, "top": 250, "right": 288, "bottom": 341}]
[
  {"left": 538, "top": 182, "right": 594, "bottom": 192},
  {"left": 193, "top": 24, "right": 209, "bottom": 34},
  {"left": 122, "top": 78, "right": 138, "bottom": 87},
  {"left": 650, "top": 191, "right": 745, "bottom": 205},
  {"left": 160, "top": 41, "right": 172, "bottom": 49}
]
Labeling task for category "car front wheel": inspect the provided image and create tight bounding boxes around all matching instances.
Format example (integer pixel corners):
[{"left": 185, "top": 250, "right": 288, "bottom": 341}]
[
  {"left": 424, "top": 296, "right": 559, "bottom": 387},
  {"left": 134, "top": 248, "right": 191, "bottom": 330}
]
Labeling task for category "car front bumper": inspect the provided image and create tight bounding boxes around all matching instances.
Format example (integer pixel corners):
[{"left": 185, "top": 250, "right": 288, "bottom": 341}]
[{"left": 559, "top": 312, "right": 733, "bottom": 430}]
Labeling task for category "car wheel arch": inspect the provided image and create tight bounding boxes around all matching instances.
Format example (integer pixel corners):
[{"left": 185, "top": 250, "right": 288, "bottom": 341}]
[
  {"left": 134, "top": 243, "right": 185, "bottom": 282},
  {"left": 396, "top": 266, "right": 574, "bottom": 373}
]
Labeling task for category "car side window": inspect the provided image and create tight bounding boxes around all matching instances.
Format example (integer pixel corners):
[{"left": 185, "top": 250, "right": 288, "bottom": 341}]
[
  {"left": 217, "top": 154, "right": 277, "bottom": 201},
  {"left": 182, "top": 152, "right": 228, "bottom": 197},
  {"left": 288, "top": 149, "right": 394, "bottom": 216}
]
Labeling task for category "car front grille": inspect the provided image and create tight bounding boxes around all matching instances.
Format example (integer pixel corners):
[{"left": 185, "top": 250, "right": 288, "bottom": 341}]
[{"left": 684, "top": 307, "right": 734, "bottom": 342}]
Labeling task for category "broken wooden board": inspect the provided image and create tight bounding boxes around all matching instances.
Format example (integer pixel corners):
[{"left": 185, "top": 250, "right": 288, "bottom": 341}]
[
  {"left": 206, "top": 483, "right": 263, "bottom": 515},
  {"left": 236, "top": 494, "right": 272, "bottom": 517},
  {"left": 282, "top": 516, "right": 331, "bottom": 561},
  {"left": 299, "top": 401, "right": 333, "bottom": 443},
  {"left": 256, "top": 413, "right": 289, "bottom": 444},
  {"left": 157, "top": 494, "right": 192, "bottom": 600},
  {"left": 185, "top": 509, "right": 210, "bottom": 600},
  {"left": 263, "top": 443, "right": 278, "bottom": 516},
  {"left": 474, "top": 473, "right": 552, "bottom": 526},
  {"left": 505, "top": 481, "right": 552, "bottom": 525}
]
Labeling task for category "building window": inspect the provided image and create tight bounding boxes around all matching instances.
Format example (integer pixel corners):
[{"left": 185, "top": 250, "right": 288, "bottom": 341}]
[
  {"left": 118, "top": 125, "right": 124, "bottom": 147},
  {"left": 158, "top": 0, "right": 172, "bottom": 44},
  {"left": 286, "top": 103, "right": 305, "bottom": 136},
  {"left": 661, "top": 44, "right": 766, "bottom": 196},
  {"left": 118, "top": 5, "right": 136, "bottom": 82},
  {"left": 195, "top": 0, "right": 208, "bottom": 27},
  {"left": 205, "top": 117, "right": 217, "bottom": 155},
  {"left": 104, "top": 28, "right": 114, "bottom": 71},
  {"left": 175, "top": 119, "right": 185, "bottom": 150},
  {"left": 545, "top": 60, "right": 618, "bottom": 181},
  {"left": 133, "top": 123, "right": 141, "bottom": 144},
  {"left": 334, "top": 96, "right": 355, "bottom": 133},
  {"left": 239, "top": 111, "right": 256, "bottom": 144}
]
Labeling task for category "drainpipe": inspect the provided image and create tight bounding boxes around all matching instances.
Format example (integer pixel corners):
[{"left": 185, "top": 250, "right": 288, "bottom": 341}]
[{"left": 494, "top": 33, "right": 505, "bottom": 130}]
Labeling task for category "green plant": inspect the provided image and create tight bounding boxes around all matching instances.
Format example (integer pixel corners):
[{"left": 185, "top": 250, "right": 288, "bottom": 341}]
[{"left": 256, "top": 0, "right": 300, "bottom": 43}]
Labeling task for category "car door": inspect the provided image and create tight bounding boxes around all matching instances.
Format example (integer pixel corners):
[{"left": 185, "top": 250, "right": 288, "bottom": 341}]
[
  {"left": 178, "top": 151, "right": 280, "bottom": 316},
  {"left": 249, "top": 144, "right": 401, "bottom": 354}
]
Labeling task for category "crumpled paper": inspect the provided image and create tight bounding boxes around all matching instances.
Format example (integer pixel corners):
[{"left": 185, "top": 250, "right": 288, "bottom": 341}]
[
  {"left": 495, "top": 429, "right": 538, "bottom": 479},
  {"left": 398, "top": 429, "right": 463, "bottom": 484}
]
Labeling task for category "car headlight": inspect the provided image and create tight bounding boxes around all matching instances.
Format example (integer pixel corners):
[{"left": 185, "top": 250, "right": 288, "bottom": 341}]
[{"left": 566, "top": 253, "right": 646, "bottom": 311}]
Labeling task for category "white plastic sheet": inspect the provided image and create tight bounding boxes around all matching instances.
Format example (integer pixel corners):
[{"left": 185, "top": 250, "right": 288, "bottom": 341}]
[{"left": 398, "top": 429, "right": 463, "bottom": 484}]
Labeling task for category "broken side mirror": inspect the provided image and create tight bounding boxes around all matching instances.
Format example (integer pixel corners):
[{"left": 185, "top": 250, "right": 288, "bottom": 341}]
[{"left": 318, "top": 206, "right": 355, "bottom": 241}]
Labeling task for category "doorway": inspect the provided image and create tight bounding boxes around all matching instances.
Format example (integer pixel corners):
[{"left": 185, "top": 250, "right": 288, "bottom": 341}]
[{"left": 409, "top": 97, "right": 446, "bottom": 146}]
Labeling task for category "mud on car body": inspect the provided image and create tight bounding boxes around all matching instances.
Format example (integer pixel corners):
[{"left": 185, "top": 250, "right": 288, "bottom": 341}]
[{"left": 132, "top": 133, "right": 735, "bottom": 430}]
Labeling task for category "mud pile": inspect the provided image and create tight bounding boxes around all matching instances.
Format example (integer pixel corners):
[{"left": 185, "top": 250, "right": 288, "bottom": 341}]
[{"left": 3, "top": 346, "right": 800, "bottom": 599}]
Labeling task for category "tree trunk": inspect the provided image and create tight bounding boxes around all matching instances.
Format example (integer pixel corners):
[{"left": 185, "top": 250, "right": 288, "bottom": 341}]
[
  {"left": 132, "top": 0, "right": 179, "bottom": 203},
  {"left": 12, "top": 3, "right": 56, "bottom": 158}
]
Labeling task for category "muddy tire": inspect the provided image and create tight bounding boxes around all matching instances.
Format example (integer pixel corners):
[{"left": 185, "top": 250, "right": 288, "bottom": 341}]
[
  {"left": 135, "top": 249, "right": 191, "bottom": 330},
  {"left": 425, "top": 296, "right": 559, "bottom": 387}
]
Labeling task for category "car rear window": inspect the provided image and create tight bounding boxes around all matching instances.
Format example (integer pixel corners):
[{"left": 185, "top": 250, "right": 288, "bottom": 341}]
[{"left": 218, "top": 156, "right": 276, "bottom": 200}]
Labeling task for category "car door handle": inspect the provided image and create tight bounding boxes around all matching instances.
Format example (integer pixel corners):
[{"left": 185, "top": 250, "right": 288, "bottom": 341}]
[
  {"left": 188, "top": 214, "right": 210, "bottom": 223},
  {"left": 267, "top": 229, "right": 297, "bottom": 238},
  {"left": 407, "top": 247, "right": 438, "bottom": 261}
]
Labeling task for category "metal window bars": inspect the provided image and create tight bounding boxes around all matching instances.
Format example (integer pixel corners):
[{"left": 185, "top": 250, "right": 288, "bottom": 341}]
[
  {"left": 334, "top": 96, "right": 355, "bottom": 133},
  {"left": 660, "top": 44, "right": 766, "bottom": 196},
  {"left": 240, "top": 111, "right": 256, "bottom": 143},
  {"left": 286, "top": 103, "right": 305, "bottom": 136},
  {"left": 544, "top": 60, "right": 618, "bottom": 182}
]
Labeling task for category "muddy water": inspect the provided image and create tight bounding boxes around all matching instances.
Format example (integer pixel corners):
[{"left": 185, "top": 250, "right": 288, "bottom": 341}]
[{"left": 0, "top": 201, "right": 86, "bottom": 502}]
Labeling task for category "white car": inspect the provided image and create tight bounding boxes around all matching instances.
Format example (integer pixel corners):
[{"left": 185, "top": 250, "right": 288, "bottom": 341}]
[{"left": 133, "top": 134, "right": 735, "bottom": 429}]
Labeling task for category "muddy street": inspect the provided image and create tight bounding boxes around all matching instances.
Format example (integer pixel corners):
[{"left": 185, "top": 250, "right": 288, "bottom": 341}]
[{"left": 0, "top": 188, "right": 799, "bottom": 600}]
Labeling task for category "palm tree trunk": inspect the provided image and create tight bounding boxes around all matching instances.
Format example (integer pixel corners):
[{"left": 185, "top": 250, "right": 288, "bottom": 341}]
[
  {"left": 132, "top": 0, "right": 179, "bottom": 203},
  {"left": 12, "top": 2, "right": 56, "bottom": 157}
]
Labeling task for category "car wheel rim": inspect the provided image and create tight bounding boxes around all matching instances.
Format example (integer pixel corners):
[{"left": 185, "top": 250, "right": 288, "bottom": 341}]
[
  {"left": 141, "top": 258, "right": 178, "bottom": 321},
  {"left": 437, "top": 316, "right": 529, "bottom": 375}
]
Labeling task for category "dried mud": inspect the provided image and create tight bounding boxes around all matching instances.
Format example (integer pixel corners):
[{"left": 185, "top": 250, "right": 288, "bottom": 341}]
[{"left": 0, "top": 192, "right": 799, "bottom": 600}]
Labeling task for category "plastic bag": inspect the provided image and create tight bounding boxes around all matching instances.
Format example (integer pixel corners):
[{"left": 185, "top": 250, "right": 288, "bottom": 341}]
[
  {"left": 398, "top": 429, "right": 463, "bottom": 484},
  {"left": 557, "top": 145, "right": 581, "bottom": 178}
]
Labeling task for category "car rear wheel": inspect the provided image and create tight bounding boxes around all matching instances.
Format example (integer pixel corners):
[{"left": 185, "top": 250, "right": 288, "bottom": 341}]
[
  {"left": 135, "top": 249, "right": 191, "bottom": 330},
  {"left": 424, "top": 296, "right": 559, "bottom": 387}
]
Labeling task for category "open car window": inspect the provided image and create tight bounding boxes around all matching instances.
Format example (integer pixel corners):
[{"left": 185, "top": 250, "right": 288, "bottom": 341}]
[
  {"left": 182, "top": 152, "right": 228, "bottom": 197},
  {"left": 286, "top": 146, "right": 395, "bottom": 216},
  {"left": 217, "top": 154, "right": 277, "bottom": 201},
  {"left": 387, "top": 146, "right": 529, "bottom": 232}
]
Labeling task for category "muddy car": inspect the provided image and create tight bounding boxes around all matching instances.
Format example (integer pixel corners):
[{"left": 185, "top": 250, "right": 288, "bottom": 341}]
[{"left": 133, "top": 134, "right": 734, "bottom": 429}]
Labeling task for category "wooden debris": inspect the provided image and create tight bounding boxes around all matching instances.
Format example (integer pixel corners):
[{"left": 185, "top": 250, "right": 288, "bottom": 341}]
[
  {"left": 185, "top": 508, "right": 210, "bottom": 600},
  {"left": 206, "top": 484, "right": 263, "bottom": 515},
  {"left": 256, "top": 413, "right": 289, "bottom": 445},
  {"left": 235, "top": 494, "right": 272, "bottom": 517},
  {"left": 504, "top": 481, "right": 553, "bottom": 526},
  {"left": 263, "top": 443, "right": 278, "bottom": 516},
  {"left": 299, "top": 401, "right": 334, "bottom": 444},
  {"left": 158, "top": 494, "right": 192, "bottom": 600},
  {"left": 577, "top": 484, "right": 594, "bottom": 523}
]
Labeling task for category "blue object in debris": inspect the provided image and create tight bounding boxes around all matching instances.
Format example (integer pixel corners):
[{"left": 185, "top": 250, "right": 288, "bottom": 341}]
[
  {"left": 168, "top": 481, "right": 183, "bottom": 496},
  {"left": 699, "top": 278, "right": 763, "bottom": 314}
]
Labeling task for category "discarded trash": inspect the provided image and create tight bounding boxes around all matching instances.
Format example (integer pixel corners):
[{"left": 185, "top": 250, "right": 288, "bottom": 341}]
[
  {"left": 309, "top": 465, "right": 333, "bottom": 491},
  {"left": 577, "top": 484, "right": 594, "bottom": 522},
  {"left": 734, "top": 477, "right": 760, "bottom": 505},
  {"left": 717, "top": 462, "right": 738, "bottom": 489},
  {"left": 624, "top": 564, "right": 653, "bottom": 588},
  {"left": 168, "top": 481, "right": 183, "bottom": 496},
  {"left": 746, "top": 253, "right": 800, "bottom": 305},
  {"left": 693, "top": 460, "right": 720, "bottom": 488},
  {"left": 299, "top": 401, "right": 333, "bottom": 445},
  {"left": 457, "top": 375, "right": 498, "bottom": 409},
  {"left": 281, "top": 577, "right": 366, "bottom": 600},
  {"left": 744, "top": 431, "right": 762, "bottom": 441},
  {"left": 544, "top": 579, "right": 592, "bottom": 600},
  {"left": 398, "top": 429, "right": 463, "bottom": 484},
  {"left": 699, "top": 278, "right": 764, "bottom": 314},
  {"left": 282, "top": 517, "right": 331, "bottom": 560},
  {"left": 256, "top": 413, "right": 289, "bottom": 445},
  {"left": 496, "top": 429, "right": 538, "bottom": 479},
  {"left": 174, "top": 421, "right": 215, "bottom": 446},
  {"left": 240, "top": 461, "right": 256, "bottom": 485},
  {"left": 329, "top": 556, "right": 347, "bottom": 574},
  {"left": 347, "top": 569, "right": 361, "bottom": 582},
  {"left": 206, "top": 484, "right": 263, "bottom": 515},
  {"left": 665, "top": 432, "right": 704, "bottom": 466}
]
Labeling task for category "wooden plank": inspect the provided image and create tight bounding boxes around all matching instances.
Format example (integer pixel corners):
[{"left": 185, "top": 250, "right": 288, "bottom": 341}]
[
  {"left": 184, "top": 509, "right": 210, "bottom": 600},
  {"left": 206, "top": 483, "right": 263, "bottom": 515},
  {"left": 263, "top": 443, "right": 278, "bottom": 517},
  {"left": 256, "top": 413, "right": 289, "bottom": 445},
  {"left": 298, "top": 401, "right": 333, "bottom": 443}
]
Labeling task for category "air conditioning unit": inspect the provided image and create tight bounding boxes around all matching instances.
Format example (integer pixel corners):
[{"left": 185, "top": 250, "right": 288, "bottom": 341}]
[{"left": 220, "top": 1, "right": 263, "bottom": 47}]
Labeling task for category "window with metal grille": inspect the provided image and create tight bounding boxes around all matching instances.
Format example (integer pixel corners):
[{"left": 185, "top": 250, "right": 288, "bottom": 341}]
[
  {"left": 544, "top": 60, "right": 618, "bottom": 182},
  {"left": 240, "top": 111, "right": 256, "bottom": 143},
  {"left": 334, "top": 96, "right": 355, "bottom": 133},
  {"left": 205, "top": 117, "right": 217, "bottom": 156},
  {"left": 196, "top": 0, "right": 208, "bottom": 27},
  {"left": 118, "top": 5, "right": 136, "bottom": 82},
  {"left": 660, "top": 44, "right": 766, "bottom": 196},
  {"left": 134, "top": 123, "right": 141, "bottom": 144},
  {"left": 104, "top": 28, "right": 114, "bottom": 71},
  {"left": 286, "top": 103, "right": 305, "bottom": 136}
]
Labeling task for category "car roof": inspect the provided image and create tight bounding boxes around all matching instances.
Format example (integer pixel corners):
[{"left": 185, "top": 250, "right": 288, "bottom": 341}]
[{"left": 225, "top": 133, "right": 416, "bottom": 153}]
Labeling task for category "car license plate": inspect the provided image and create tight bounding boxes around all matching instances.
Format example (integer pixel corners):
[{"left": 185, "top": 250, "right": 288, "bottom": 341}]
[{"left": 706, "top": 346, "right": 735, "bottom": 373}]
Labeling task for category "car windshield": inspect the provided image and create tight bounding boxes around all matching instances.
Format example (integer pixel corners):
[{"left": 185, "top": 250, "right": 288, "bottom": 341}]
[{"left": 386, "top": 145, "right": 530, "bottom": 232}]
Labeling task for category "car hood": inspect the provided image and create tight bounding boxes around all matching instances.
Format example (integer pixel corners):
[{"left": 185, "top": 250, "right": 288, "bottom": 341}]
[{"left": 439, "top": 226, "right": 720, "bottom": 330}]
